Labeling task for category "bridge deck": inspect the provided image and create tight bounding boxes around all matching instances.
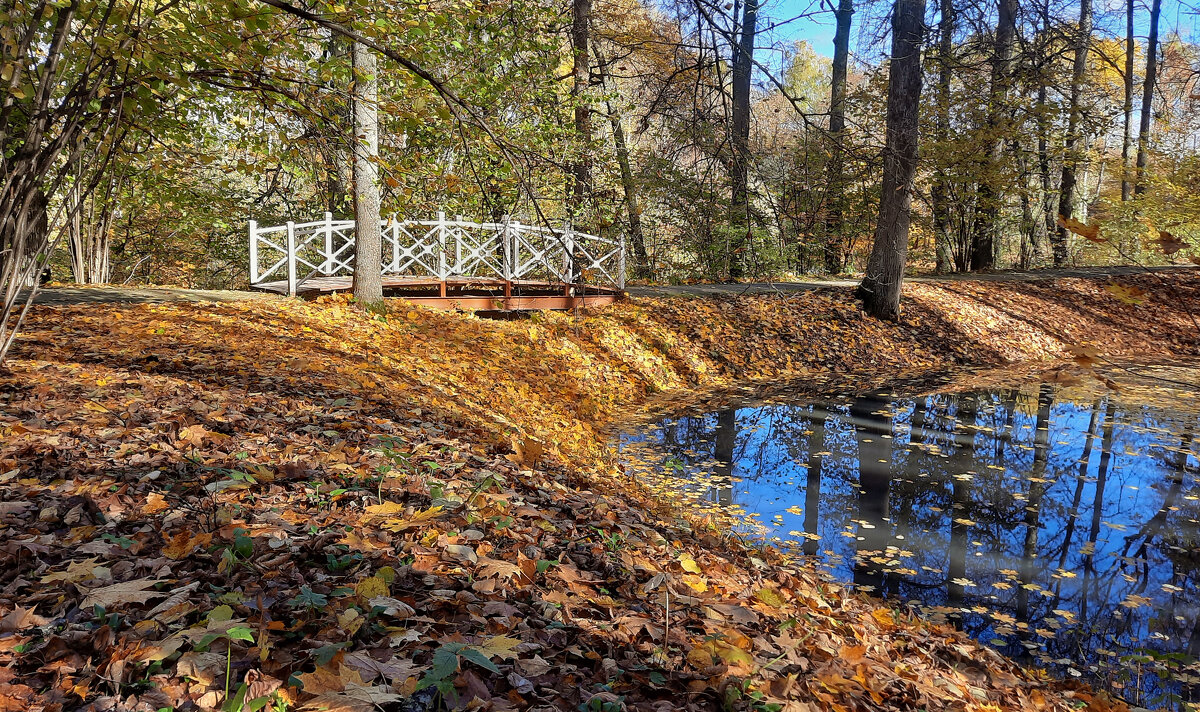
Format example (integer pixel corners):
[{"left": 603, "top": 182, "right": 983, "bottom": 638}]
[{"left": 251, "top": 275, "right": 622, "bottom": 311}]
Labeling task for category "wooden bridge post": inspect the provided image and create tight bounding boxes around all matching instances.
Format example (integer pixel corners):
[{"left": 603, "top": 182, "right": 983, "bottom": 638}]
[
  {"left": 501, "top": 215, "right": 513, "bottom": 308},
  {"left": 511, "top": 219, "right": 521, "bottom": 282},
  {"left": 285, "top": 221, "right": 297, "bottom": 297},
  {"left": 501, "top": 215, "right": 512, "bottom": 282},
  {"left": 454, "top": 215, "right": 463, "bottom": 274},
  {"left": 618, "top": 232, "right": 627, "bottom": 290},
  {"left": 323, "top": 212, "right": 334, "bottom": 275},
  {"left": 390, "top": 214, "right": 399, "bottom": 272},
  {"left": 248, "top": 220, "right": 259, "bottom": 284},
  {"left": 562, "top": 222, "right": 575, "bottom": 296},
  {"left": 436, "top": 211, "right": 447, "bottom": 297}
]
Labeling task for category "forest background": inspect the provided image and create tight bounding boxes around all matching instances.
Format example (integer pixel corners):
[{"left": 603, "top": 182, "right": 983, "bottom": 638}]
[{"left": 0, "top": 0, "right": 1198, "bottom": 300}]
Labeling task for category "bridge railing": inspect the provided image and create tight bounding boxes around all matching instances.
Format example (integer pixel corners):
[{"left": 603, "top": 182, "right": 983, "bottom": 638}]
[{"left": 249, "top": 212, "right": 626, "bottom": 297}]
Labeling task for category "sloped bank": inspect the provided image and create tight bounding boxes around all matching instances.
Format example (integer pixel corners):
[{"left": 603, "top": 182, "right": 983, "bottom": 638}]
[{"left": 0, "top": 272, "right": 1195, "bottom": 712}]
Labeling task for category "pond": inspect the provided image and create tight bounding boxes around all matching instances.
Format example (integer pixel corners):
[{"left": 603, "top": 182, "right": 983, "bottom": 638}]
[{"left": 619, "top": 363, "right": 1200, "bottom": 709}]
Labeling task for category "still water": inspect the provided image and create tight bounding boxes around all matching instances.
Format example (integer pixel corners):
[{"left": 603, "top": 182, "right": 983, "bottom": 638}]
[{"left": 620, "top": 365, "right": 1200, "bottom": 708}]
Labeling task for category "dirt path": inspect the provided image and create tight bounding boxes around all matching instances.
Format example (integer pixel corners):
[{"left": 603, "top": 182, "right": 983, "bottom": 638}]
[
  {"left": 27, "top": 285, "right": 278, "bottom": 305},
  {"left": 627, "top": 263, "right": 1198, "bottom": 297},
  {"left": 25, "top": 264, "right": 1197, "bottom": 304}
]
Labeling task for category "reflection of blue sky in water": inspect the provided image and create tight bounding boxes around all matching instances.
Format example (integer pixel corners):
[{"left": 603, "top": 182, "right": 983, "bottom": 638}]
[{"left": 619, "top": 372, "right": 1200, "bottom": 708}]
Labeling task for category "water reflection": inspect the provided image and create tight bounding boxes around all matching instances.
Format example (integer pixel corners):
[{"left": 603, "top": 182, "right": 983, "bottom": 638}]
[{"left": 621, "top": 373, "right": 1200, "bottom": 708}]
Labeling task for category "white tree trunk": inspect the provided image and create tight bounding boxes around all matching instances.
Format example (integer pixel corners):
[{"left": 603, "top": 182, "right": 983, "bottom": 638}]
[{"left": 351, "top": 40, "right": 383, "bottom": 307}]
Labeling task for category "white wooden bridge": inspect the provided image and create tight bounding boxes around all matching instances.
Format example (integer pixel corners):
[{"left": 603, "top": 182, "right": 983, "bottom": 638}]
[{"left": 249, "top": 213, "right": 626, "bottom": 310}]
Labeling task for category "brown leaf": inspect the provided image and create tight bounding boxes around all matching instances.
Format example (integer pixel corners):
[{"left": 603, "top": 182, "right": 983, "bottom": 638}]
[
  {"left": 80, "top": 579, "right": 167, "bottom": 609},
  {"left": 1151, "top": 230, "right": 1190, "bottom": 256},
  {"left": 1056, "top": 215, "right": 1104, "bottom": 243},
  {"left": 0, "top": 606, "right": 49, "bottom": 632}
]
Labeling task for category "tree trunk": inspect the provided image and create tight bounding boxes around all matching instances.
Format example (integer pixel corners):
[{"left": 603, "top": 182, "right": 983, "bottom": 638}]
[
  {"left": 970, "top": 0, "right": 1017, "bottom": 271},
  {"left": 351, "top": 40, "right": 383, "bottom": 308},
  {"left": 802, "top": 407, "right": 827, "bottom": 557},
  {"left": 728, "top": 0, "right": 758, "bottom": 280},
  {"left": 1037, "top": 97, "right": 1055, "bottom": 251},
  {"left": 1053, "top": 0, "right": 1093, "bottom": 267},
  {"left": 1079, "top": 398, "right": 1116, "bottom": 620},
  {"left": 1011, "top": 137, "right": 1037, "bottom": 268},
  {"left": 1016, "top": 384, "right": 1054, "bottom": 625},
  {"left": 1120, "top": 0, "right": 1134, "bottom": 201},
  {"left": 607, "top": 105, "right": 649, "bottom": 276},
  {"left": 857, "top": 0, "right": 925, "bottom": 321},
  {"left": 1134, "top": 0, "right": 1162, "bottom": 194},
  {"left": 569, "top": 0, "right": 593, "bottom": 223},
  {"left": 945, "top": 395, "right": 977, "bottom": 617},
  {"left": 823, "top": 0, "right": 854, "bottom": 275},
  {"left": 850, "top": 395, "right": 893, "bottom": 594},
  {"left": 594, "top": 49, "right": 648, "bottom": 277},
  {"left": 713, "top": 409, "right": 737, "bottom": 506},
  {"left": 932, "top": 0, "right": 954, "bottom": 273},
  {"left": 1053, "top": 398, "right": 1101, "bottom": 593}
]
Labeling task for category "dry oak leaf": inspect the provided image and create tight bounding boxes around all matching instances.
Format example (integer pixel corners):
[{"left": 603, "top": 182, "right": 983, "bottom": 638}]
[{"left": 80, "top": 578, "right": 167, "bottom": 609}]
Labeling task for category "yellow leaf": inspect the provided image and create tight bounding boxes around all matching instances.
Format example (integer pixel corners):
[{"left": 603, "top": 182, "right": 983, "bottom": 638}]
[
  {"left": 355, "top": 575, "right": 388, "bottom": 603},
  {"left": 682, "top": 574, "right": 708, "bottom": 593},
  {"left": 678, "top": 552, "right": 701, "bottom": 574},
  {"left": 41, "top": 558, "right": 102, "bottom": 584},
  {"left": 754, "top": 587, "right": 785, "bottom": 607},
  {"left": 470, "top": 635, "right": 522, "bottom": 660}
]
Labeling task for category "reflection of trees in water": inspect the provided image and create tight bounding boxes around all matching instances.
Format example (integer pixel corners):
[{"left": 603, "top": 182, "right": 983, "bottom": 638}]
[
  {"left": 850, "top": 394, "right": 893, "bottom": 594},
  {"left": 802, "top": 409, "right": 826, "bottom": 557},
  {"left": 627, "top": 380, "right": 1200, "bottom": 706}
]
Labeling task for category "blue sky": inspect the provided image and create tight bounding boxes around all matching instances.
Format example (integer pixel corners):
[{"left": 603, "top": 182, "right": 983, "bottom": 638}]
[{"left": 761, "top": 0, "right": 1197, "bottom": 60}]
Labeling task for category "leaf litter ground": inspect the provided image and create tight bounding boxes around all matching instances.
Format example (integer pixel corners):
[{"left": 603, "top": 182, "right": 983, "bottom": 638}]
[{"left": 1, "top": 272, "right": 1198, "bottom": 712}]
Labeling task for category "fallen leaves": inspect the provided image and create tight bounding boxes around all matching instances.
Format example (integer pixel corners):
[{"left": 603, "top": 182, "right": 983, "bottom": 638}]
[
  {"left": 79, "top": 578, "right": 167, "bottom": 609},
  {"left": 1, "top": 273, "right": 1189, "bottom": 711}
]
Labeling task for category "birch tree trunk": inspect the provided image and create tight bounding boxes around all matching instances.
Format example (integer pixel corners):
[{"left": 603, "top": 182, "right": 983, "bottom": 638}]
[
  {"left": 351, "top": 40, "right": 383, "bottom": 308},
  {"left": 1053, "top": 0, "right": 1093, "bottom": 266},
  {"left": 1134, "top": 0, "right": 1162, "bottom": 195},
  {"left": 857, "top": 0, "right": 925, "bottom": 321},
  {"left": 1120, "top": 0, "right": 1135, "bottom": 201}
]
